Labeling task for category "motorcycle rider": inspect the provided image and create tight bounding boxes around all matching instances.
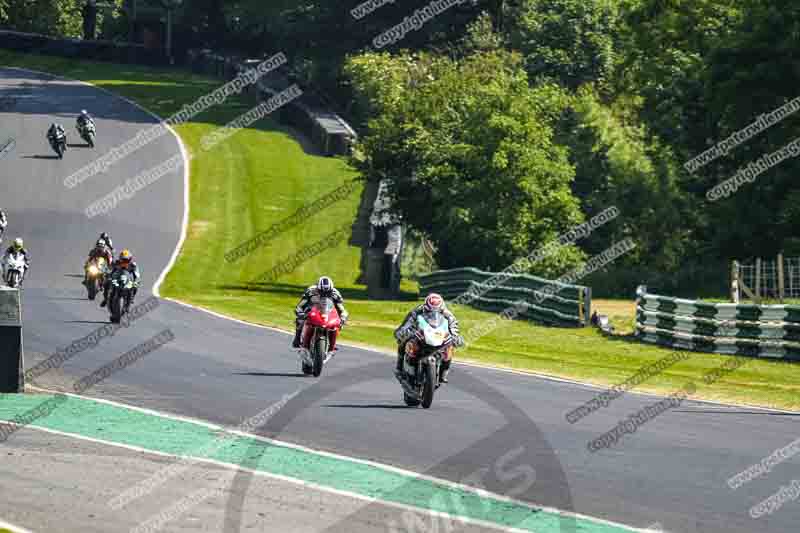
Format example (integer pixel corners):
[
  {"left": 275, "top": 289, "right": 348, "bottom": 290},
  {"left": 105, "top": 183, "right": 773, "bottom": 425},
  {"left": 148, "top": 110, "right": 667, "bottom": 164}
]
[
  {"left": 84, "top": 239, "right": 113, "bottom": 285},
  {"left": 2, "top": 238, "right": 30, "bottom": 283},
  {"left": 394, "top": 293, "right": 464, "bottom": 383},
  {"left": 100, "top": 249, "right": 140, "bottom": 309},
  {"left": 292, "top": 276, "right": 349, "bottom": 348},
  {"left": 76, "top": 110, "right": 94, "bottom": 132},
  {"left": 0, "top": 208, "right": 7, "bottom": 242},
  {"left": 97, "top": 232, "right": 113, "bottom": 252},
  {"left": 47, "top": 122, "right": 66, "bottom": 147}
]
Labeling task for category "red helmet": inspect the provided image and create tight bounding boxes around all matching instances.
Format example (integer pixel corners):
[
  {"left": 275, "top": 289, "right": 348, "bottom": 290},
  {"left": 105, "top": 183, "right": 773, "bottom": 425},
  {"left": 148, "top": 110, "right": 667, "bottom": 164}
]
[{"left": 423, "top": 293, "right": 444, "bottom": 313}]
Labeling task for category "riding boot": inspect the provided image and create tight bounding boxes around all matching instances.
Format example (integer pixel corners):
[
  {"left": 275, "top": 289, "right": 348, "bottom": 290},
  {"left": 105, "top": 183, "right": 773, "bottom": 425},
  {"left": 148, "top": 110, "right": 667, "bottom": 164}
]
[
  {"left": 292, "top": 326, "right": 302, "bottom": 348},
  {"left": 395, "top": 346, "right": 405, "bottom": 375},
  {"left": 439, "top": 359, "right": 451, "bottom": 383}
]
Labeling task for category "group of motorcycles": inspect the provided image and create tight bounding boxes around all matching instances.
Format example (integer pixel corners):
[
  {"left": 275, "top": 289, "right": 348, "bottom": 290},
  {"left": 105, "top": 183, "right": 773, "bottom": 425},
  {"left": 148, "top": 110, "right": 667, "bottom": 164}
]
[
  {"left": 83, "top": 253, "right": 136, "bottom": 324},
  {"left": 49, "top": 120, "right": 95, "bottom": 159},
  {"left": 296, "top": 297, "right": 451, "bottom": 408}
]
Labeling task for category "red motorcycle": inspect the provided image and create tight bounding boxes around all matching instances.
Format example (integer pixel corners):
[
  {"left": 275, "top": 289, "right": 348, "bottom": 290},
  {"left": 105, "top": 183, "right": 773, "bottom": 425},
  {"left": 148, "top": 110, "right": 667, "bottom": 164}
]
[{"left": 299, "top": 296, "right": 342, "bottom": 377}]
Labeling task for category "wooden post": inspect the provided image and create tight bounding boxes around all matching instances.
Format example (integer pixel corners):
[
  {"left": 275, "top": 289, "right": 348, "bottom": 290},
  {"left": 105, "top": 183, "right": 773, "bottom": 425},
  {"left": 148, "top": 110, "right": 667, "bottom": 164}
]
[
  {"left": 731, "top": 260, "right": 740, "bottom": 303},
  {"left": 778, "top": 253, "right": 785, "bottom": 303},
  {"left": 755, "top": 258, "right": 762, "bottom": 302}
]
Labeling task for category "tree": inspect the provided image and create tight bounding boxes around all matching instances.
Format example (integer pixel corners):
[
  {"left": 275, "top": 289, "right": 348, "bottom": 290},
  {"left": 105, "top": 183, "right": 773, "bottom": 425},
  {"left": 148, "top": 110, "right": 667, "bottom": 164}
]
[
  {"left": 348, "top": 50, "right": 586, "bottom": 275},
  {"left": 504, "top": 0, "right": 622, "bottom": 91}
]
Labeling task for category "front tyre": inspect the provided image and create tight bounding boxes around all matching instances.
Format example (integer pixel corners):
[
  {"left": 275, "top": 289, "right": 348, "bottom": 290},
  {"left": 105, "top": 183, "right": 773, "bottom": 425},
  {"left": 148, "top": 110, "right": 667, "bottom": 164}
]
[
  {"left": 109, "top": 292, "right": 122, "bottom": 324},
  {"left": 87, "top": 279, "right": 97, "bottom": 300},
  {"left": 312, "top": 335, "right": 326, "bottom": 377},
  {"left": 87, "top": 132, "right": 95, "bottom": 148},
  {"left": 421, "top": 362, "right": 436, "bottom": 409},
  {"left": 7, "top": 271, "right": 19, "bottom": 288}
]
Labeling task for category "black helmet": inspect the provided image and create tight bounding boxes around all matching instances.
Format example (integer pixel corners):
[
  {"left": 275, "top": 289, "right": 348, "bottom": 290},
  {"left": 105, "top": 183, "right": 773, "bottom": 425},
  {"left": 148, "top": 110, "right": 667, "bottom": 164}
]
[
  {"left": 100, "top": 232, "right": 109, "bottom": 241},
  {"left": 317, "top": 276, "right": 333, "bottom": 295}
]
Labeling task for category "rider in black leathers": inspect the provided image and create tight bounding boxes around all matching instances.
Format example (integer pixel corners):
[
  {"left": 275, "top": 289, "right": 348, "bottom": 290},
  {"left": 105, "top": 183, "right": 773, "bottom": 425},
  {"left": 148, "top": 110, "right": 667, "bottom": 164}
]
[
  {"left": 292, "top": 276, "right": 349, "bottom": 348},
  {"left": 100, "top": 249, "right": 140, "bottom": 309}
]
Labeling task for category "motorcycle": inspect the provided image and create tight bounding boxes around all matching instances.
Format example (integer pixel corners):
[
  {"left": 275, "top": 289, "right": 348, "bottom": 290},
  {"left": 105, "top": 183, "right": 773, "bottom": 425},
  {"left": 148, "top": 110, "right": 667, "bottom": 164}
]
[
  {"left": 395, "top": 310, "right": 452, "bottom": 409},
  {"left": 108, "top": 268, "right": 136, "bottom": 324},
  {"left": 77, "top": 121, "right": 96, "bottom": 148},
  {"left": 84, "top": 256, "right": 107, "bottom": 301},
  {"left": 3, "top": 251, "right": 27, "bottom": 288},
  {"left": 49, "top": 131, "right": 67, "bottom": 159},
  {"left": 298, "top": 296, "right": 342, "bottom": 377}
]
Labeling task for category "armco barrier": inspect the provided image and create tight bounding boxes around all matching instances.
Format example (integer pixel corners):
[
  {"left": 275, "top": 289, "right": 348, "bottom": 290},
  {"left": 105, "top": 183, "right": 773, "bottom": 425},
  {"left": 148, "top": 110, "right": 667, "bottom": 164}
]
[
  {"left": 418, "top": 267, "right": 590, "bottom": 327},
  {"left": 635, "top": 289, "right": 800, "bottom": 360},
  {"left": 0, "top": 287, "right": 23, "bottom": 392}
]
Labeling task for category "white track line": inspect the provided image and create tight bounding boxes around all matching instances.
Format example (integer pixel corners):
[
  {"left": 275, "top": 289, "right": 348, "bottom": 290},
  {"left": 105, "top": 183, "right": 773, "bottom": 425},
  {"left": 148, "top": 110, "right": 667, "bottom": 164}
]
[
  {"left": 20, "top": 387, "right": 653, "bottom": 533},
  {"left": 0, "top": 519, "right": 36, "bottom": 533}
]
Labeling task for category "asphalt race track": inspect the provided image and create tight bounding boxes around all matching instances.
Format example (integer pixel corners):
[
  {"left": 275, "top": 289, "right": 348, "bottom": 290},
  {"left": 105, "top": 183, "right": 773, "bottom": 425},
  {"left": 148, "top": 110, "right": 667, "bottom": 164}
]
[{"left": 1, "top": 67, "right": 799, "bottom": 533}]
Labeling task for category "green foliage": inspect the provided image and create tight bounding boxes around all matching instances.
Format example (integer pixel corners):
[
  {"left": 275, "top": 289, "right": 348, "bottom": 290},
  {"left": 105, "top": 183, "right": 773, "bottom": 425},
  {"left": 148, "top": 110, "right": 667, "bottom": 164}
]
[
  {"left": 348, "top": 50, "right": 586, "bottom": 276},
  {"left": 505, "top": 0, "right": 622, "bottom": 90},
  {"left": 0, "top": 0, "right": 82, "bottom": 37}
]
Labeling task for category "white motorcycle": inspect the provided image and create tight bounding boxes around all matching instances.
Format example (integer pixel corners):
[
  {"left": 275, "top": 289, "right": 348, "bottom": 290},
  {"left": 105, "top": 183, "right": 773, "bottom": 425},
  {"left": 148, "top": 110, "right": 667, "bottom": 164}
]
[
  {"left": 77, "top": 120, "right": 96, "bottom": 148},
  {"left": 4, "top": 251, "right": 27, "bottom": 288},
  {"left": 395, "top": 310, "right": 452, "bottom": 408}
]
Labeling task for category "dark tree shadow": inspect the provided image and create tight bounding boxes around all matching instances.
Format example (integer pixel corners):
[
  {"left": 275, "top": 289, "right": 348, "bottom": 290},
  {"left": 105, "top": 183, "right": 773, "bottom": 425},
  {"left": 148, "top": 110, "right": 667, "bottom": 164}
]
[{"left": 232, "top": 371, "right": 308, "bottom": 378}]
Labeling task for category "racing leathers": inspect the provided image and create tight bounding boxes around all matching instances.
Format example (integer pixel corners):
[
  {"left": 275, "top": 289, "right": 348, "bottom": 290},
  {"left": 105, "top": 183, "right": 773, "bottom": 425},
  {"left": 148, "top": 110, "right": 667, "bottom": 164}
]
[
  {"left": 101, "top": 259, "right": 140, "bottom": 308},
  {"left": 292, "top": 286, "right": 349, "bottom": 348},
  {"left": 77, "top": 114, "right": 94, "bottom": 132},
  {"left": 394, "top": 304, "right": 463, "bottom": 383},
  {"left": 47, "top": 124, "right": 65, "bottom": 144},
  {"left": 2, "top": 245, "right": 30, "bottom": 282}
]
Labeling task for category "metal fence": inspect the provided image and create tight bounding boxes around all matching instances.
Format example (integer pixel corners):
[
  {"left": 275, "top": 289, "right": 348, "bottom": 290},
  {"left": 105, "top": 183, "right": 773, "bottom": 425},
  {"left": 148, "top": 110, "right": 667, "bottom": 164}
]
[{"left": 733, "top": 256, "right": 800, "bottom": 302}]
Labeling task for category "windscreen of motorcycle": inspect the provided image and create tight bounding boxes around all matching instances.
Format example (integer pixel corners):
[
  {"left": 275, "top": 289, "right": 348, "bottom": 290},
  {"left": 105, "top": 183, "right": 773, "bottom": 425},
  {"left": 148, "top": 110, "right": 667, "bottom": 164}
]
[
  {"left": 417, "top": 311, "right": 449, "bottom": 347},
  {"left": 318, "top": 296, "right": 334, "bottom": 315}
]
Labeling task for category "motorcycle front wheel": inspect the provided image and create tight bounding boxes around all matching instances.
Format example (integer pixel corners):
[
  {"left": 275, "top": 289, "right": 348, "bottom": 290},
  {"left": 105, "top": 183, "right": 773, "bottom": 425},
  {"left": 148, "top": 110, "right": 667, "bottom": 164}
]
[
  {"left": 421, "top": 362, "right": 436, "bottom": 409},
  {"left": 7, "top": 271, "right": 19, "bottom": 288},
  {"left": 109, "top": 292, "right": 122, "bottom": 323},
  {"left": 87, "top": 278, "right": 97, "bottom": 300},
  {"left": 312, "top": 334, "right": 326, "bottom": 377}
]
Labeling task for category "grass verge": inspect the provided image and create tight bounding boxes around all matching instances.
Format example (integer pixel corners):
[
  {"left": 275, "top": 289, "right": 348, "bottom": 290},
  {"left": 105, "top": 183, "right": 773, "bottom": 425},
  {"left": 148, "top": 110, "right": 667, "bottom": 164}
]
[{"left": 3, "top": 50, "right": 800, "bottom": 411}]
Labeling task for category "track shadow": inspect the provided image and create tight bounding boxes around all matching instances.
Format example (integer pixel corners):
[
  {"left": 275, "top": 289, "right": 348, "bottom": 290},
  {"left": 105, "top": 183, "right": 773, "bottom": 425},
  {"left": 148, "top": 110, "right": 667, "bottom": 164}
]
[
  {"left": 232, "top": 371, "right": 308, "bottom": 378},
  {"left": 66, "top": 143, "right": 90, "bottom": 148},
  {"left": 49, "top": 297, "right": 88, "bottom": 301},
  {"left": 323, "top": 403, "right": 412, "bottom": 410},
  {"left": 21, "top": 154, "right": 59, "bottom": 159},
  {"left": 217, "top": 281, "right": 417, "bottom": 301},
  {"left": 63, "top": 320, "right": 107, "bottom": 325},
  {"left": 63, "top": 274, "right": 85, "bottom": 278}
]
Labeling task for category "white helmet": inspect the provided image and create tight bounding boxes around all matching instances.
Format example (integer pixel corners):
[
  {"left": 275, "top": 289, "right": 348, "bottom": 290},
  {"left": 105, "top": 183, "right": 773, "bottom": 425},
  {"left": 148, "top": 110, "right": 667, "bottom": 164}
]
[{"left": 317, "top": 276, "right": 333, "bottom": 294}]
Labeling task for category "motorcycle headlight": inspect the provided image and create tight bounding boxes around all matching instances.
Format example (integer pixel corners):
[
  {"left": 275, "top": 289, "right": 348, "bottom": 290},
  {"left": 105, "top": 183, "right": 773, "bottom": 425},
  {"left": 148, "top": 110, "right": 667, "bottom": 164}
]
[{"left": 88, "top": 266, "right": 99, "bottom": 275}]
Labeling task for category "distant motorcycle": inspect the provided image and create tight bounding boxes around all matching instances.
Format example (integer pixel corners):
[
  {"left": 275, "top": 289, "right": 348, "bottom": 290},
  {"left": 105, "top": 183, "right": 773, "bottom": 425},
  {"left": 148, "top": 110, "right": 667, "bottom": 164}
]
[
  {"left": 108, "top": 269, "right": 136, "bottom": 323},
  {"left": 3, "top": 251, "right": 27, "bottom": 288},
  {"left": 49, "top": 131, "right": 67, "bottom": 159},
  {"left": 84, "top": 256, "right": 107, "bottom": 301},
  {"left": 297, "top": 296, "right": 342, "bottom": 377},
  {"left": 77, "top": 121, "right": 96, "bottom": 148},
  {"left": 395, "top": 310, "right": 452, "bottom": 408}
]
